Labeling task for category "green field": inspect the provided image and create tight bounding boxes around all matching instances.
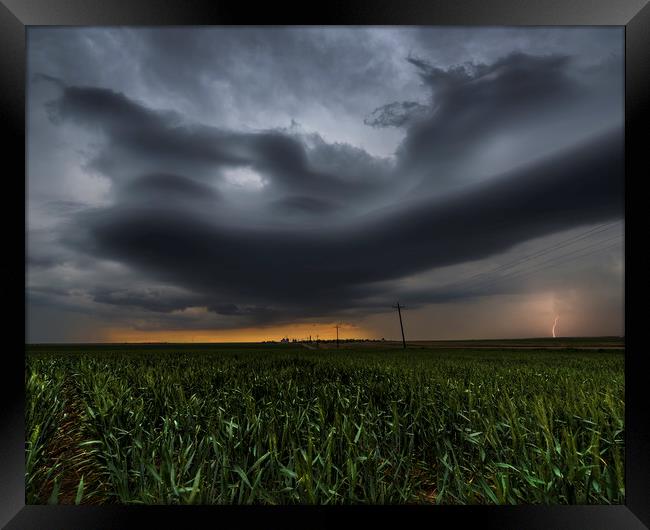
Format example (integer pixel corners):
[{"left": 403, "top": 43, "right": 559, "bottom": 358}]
[{"left": 25, "top": 343, "right": 625, "bottom": 505}]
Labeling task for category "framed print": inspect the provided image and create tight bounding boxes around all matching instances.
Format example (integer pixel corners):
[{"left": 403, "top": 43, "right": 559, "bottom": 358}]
[{"left": 2, "top": 0, "right": 649, "bottom": 528}]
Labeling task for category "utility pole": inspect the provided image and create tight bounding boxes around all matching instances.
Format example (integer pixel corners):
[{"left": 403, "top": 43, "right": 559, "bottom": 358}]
[
  {"left": 392, "top": 302, "right": 406, "bottom": 349},
  {"left": 335, "top": 324, "right": 340, "bottom": 349}
]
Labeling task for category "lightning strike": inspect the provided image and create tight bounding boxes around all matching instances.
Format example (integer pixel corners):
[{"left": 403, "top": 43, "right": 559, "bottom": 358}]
[{"left": 552, "top": 315, "right": 560, "bottom": 338}]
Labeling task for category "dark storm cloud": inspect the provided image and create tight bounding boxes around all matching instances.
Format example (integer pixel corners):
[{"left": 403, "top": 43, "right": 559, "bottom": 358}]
[
  {"left": 64, "top": 126, "right": 622, "bottom": 320},
  {"left": 47, "top": 85, "right": 247, "bottom": 171},
  {"left": 90, "top": 287, "right": 200, "bottom": 314},
  {"left": 44, "top": 84, "right": 391, "bottom": 205},
  {"left": 364, "top": 101, "right": 430, "bottom": 128},
  {"left": 43, "top": 200, "right": 89, "bottom": 216},
  {"left": 119, "top": 173, "right": 220, "bottom": 208},
  {"left": 27, "top": 253, "right": 61, "bottom": 270},
  {"left": 303, "top": 134, "right": 394, "bottom": 183},
  {"left": 26, "top": 28, "right": 624, "bottom": 337},
  {"left": 367, "top": 53, "right": 580, "bottom": 131},
  {"left": 26, "top": 226, "right": 76, "bottom": 270},
  {"left": 270, "top": 196, "right": 340, "bottom": 215},
  {"left": 367, "top": 52, "right": 622, "bottom": 189},
  {"left": 125, "top": 27, "right": 411, "bottom": 130}
]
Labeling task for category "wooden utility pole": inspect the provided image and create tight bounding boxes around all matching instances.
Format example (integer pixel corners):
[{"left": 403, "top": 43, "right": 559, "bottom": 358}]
[
  {"left": 335, "top": 324, "right": 340, "bottom": 349},
  {"left": 392, "top": 302, "right": 406, "bottom": 349}
]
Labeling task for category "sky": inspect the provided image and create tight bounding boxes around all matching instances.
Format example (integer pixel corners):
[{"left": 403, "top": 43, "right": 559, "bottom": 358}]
[{"left": 26, "top": 27, "right": 625, "bottom": 342}]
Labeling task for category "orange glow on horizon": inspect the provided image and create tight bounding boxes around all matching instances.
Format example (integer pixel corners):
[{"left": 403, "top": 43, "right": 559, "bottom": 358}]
[{"left": 104, "top": 321, "right": 375, "bottom": 343}]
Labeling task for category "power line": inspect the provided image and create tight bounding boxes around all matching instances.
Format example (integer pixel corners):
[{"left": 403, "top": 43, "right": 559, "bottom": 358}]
[
  {"left": 469, "top": 222, "right": 619, "bottom": 280},
  {"left": 427, "top": 223, "right": 622, "bottom": 296},
  {"left": 383, "top": 220, "right": 623, "bottom": 338},
  {"left": 410, "top": 227, "right": 623, "bottom": 305},
  {"left": 463, "top": 238, "right": 623, "bottom": 294},
  {"left": 447, "top": 220, "right": 622, "bottom": 292},
  {"left": 482, "top": 233, "right": 622, "bottom": 283},
  {"left": 504, "top": 240, "right": 621, "bottom": 281}
]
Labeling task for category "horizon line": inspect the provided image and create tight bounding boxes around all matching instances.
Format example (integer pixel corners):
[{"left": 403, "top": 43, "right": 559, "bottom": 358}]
[{"left": 25, "top": 335, "right": 625, "bottom": 346}]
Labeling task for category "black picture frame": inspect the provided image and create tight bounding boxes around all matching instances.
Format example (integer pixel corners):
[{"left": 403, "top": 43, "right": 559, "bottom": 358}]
[{"left": 3, "top": 1, "right": 648, "bottom": 528}]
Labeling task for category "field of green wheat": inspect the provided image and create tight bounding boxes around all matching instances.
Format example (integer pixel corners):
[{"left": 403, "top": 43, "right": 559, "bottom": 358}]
[{"left": 25, "top": 344, "right": 624, "bottom": 505}]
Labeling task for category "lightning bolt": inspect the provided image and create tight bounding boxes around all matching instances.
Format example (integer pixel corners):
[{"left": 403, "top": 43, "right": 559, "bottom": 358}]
[{"left": 552, "top": 315, "right": 559, "bottom": 338}]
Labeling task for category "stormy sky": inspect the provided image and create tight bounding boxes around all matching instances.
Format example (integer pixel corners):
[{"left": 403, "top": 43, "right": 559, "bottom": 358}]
[{"left": 26, "top": 27, "right": 624, "bottom": 342}]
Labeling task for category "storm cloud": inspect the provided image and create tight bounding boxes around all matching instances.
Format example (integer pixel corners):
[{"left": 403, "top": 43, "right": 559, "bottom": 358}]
[{"left": 26, "top": 27, "right": 624, "bottom": 340}]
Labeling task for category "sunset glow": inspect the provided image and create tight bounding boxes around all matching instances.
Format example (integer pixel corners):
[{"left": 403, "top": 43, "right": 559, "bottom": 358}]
[{"left": 105, "top": 322, "right": 372, "bottom": 344}]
